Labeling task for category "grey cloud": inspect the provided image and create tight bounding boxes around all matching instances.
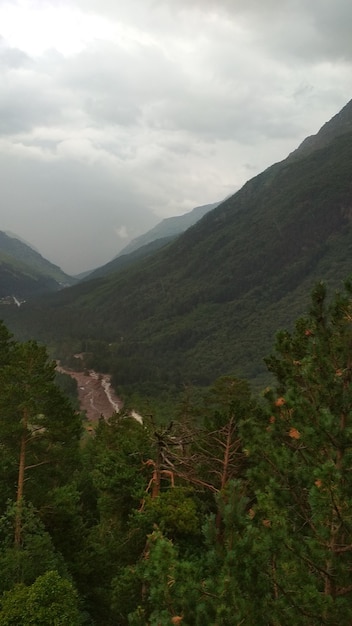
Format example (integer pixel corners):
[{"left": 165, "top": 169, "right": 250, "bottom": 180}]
[
  {"left": 0, "top": 41, "right": 30, "bottom": 68},
  {"left": 0, "top": 87, "right": 63, "bottom": 135},
  {"left": 306, "top": 1, "right": 352, "bottom": 61},
  {"left": 0, "top": 53, "right": 69, "bottom": 135},
  {"left": 72, "top": 0, "right": 352, "bottom": 65},
  {"left": 156, "top": 0, "right": 352, "bottom": 61},
  {"left": 58, "top": 3, "right": 351, "bottom": 149},
  {"left": 60, "top": 40, "right": 187, "bottom": 128},
  {"left": 53, "top": 28, "right": 291, "bottom": 145}
]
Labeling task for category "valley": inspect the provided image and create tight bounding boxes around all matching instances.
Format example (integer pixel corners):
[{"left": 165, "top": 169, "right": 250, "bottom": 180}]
[
  {"left": 3, "top": 99, "right": 352, "bottom": 402},
  {"left": 1, "top": 97, "right": 352, "bottom": 625}
]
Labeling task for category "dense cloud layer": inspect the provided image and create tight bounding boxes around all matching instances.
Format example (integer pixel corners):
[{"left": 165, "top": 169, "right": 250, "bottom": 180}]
[{"left": 0, "top": 0, "right": 352, "bottom": 273}]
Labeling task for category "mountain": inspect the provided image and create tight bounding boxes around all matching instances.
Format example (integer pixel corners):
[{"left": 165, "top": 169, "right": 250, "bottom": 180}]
[
  {"left": 86, "top": 236, "right": 176, "bottom": 280},
  {"left": 118, "top": 202, "right": 221, "bottom": 256},
  {"left": 289, "top": 98, "right": 352, "bottom": 159},
  {"left": 3, "top": 99, "right": 352, "bottom": 393},
  {"left": 86, "top": 201, "right": 221, "bottom": 280},
  {"left": 0, "top": 231, "right": 76, "bottom": 300}
]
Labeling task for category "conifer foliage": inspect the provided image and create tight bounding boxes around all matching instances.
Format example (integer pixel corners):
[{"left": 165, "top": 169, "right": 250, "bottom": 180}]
[
  {"left": 243, "top": 281, "right": 352, "bottom": 624},
  {"left": 0, "top": 281, "right": 352, "bottom": 624},
  {"left": 0, "top": 323, "right": 83, "bottom": 622}
]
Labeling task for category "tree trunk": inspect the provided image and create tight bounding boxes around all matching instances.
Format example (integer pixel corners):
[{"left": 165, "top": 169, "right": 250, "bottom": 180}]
[
  {"left": 215, "top": 416, "right": 234, "bottom": 535},
  {"left": 15, "top": 408, "right": 27, "bottom": 547}
]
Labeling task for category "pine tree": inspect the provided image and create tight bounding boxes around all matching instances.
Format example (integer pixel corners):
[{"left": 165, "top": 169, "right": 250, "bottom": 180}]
[
  {"left": 0, "top": 335, "right": 81, "bottom": 546},
  {"left": 242, "top": 282, "right": 352, "bottom": 624}
]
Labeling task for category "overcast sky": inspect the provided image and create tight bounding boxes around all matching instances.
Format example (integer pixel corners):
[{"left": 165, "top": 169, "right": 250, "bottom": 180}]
[{"left": 1, "top": 0, "right": 352, "bottom": 274}]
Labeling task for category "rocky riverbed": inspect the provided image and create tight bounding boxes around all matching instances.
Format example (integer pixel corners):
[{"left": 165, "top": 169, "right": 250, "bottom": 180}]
[{"left": 57, "top": 366, "right": 123, "bottom": 423}]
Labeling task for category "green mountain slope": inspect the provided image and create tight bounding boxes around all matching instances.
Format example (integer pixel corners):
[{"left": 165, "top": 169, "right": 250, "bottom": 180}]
[
  {"left": 86, "top": 201, "right": 221, "bottom": 280},
  {"left": 3, "top": 100, "right": 352, "bottom": 392},
  {"left": 118, "top": 201, "right": 221, "bottom": 256},
  {"left": 0, "top": 231, "right": 75, "bottom": 299},
  {"left": 86, "top": 236, "right": 175, "bottom": 280}
]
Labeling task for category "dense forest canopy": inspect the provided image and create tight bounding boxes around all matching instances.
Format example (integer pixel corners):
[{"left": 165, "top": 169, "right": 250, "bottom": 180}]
[{"left": 0, "top": 281, "right": 352, "bottom": 624}]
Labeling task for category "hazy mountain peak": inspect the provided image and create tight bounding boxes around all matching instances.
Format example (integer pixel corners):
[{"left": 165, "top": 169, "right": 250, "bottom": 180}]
[
  {"left": 5, "top": 230, "right": 40, "bottom": 252},
  {"left": 85, "top": 201, "right": 222, "bottom": 280},
  {"left": 118, "top": 202, "right": 221, "bottom": 257},
  {"left": 0, "top": 230, "right": 76, "bottom": 299}
]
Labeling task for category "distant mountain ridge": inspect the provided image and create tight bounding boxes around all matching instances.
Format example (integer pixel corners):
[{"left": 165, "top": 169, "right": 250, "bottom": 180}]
[
  {"left": 119, "top": 202, "right": 221, "bottom": 256},
  {"left": 0, "top": 231, "right": 76, "bottom": 299},
  {"left": 3, "top": 98, "right": 352, "bottom": 393},
  {"left": 5, "top": 231, "right": 40, "bottom": 252},
  {"left": 86, "top": 201, "right": 221, "bottom": 280}
]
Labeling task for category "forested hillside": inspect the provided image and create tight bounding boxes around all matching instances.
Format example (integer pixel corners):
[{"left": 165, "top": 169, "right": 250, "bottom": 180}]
[
  {"left": 3, "top": 99, "right": 352, "bottom": 396},
  {"left": 0, "top": 283, "right": 352, "bottom": 624},
  {"left": 86, "top": 201, "right": 221, "bottom": 280},
  {"left": 86, "top": 235, "right": 176, "bottom": 281},
  {"left": 0, "top": 231, "right": 75, "bottom": 300},
  {"left": 116, "top": 201, "right": 221, "bottom": 256}
]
